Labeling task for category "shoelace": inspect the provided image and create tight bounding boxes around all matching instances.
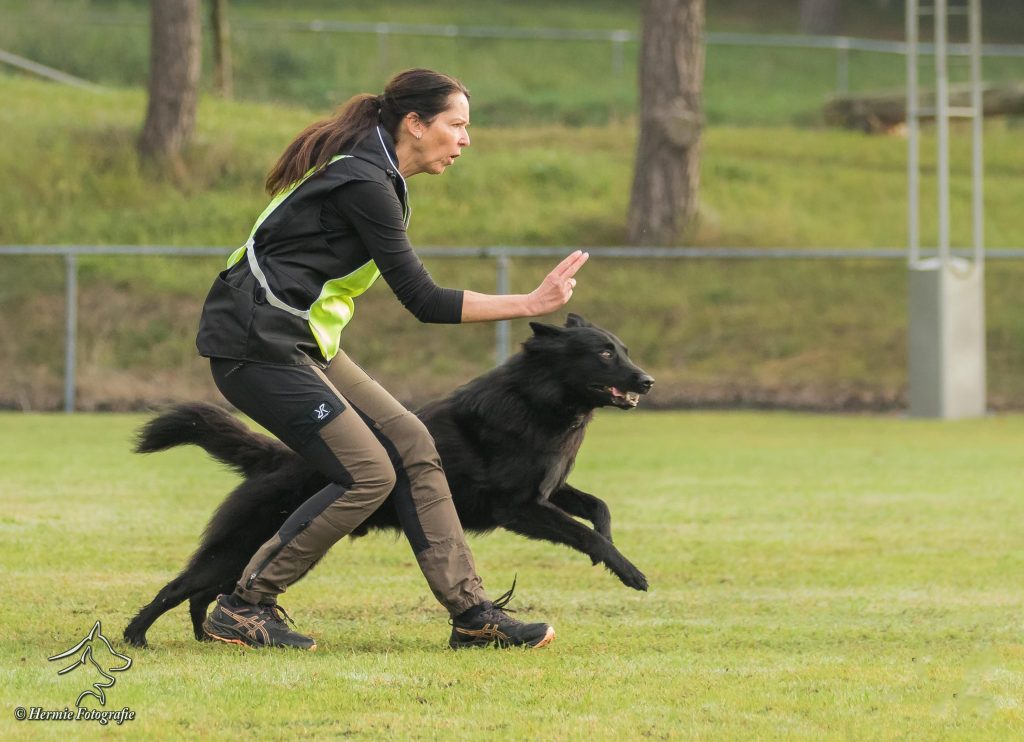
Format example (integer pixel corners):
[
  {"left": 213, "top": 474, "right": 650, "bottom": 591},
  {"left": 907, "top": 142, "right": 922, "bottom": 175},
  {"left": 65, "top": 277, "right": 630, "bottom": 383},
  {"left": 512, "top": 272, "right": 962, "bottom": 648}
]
[
  {"left": 479, "top": 575, "right": 523, "bottom": 624},
  {"left": 261, "top": 603, "right": 296, "bottom": 628},
  {"left": 450, "top": 574, "right": 521, "bottom": 627},
  {"left": 490, "top": 574, "right": 518, "bottom": 613}
]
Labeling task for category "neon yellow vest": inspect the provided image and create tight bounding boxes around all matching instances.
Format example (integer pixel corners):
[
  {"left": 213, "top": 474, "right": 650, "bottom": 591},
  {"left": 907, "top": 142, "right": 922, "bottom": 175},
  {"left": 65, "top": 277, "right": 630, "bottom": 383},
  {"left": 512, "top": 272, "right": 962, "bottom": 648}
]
[{"left": 227, "top": 155, "right": 382, "bottom": 362}]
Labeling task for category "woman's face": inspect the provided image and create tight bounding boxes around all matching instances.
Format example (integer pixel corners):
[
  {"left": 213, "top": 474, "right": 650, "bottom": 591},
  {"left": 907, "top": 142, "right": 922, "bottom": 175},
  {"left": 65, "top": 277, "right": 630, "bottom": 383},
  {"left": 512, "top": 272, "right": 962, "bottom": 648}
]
[{"left": 404, "top": 93, "right": 471, "bottom": 177}]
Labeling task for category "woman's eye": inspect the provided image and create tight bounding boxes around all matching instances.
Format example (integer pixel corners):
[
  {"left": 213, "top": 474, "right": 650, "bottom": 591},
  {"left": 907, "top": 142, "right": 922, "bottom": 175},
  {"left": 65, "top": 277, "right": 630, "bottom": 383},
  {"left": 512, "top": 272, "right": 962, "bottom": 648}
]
[{"left": 599, "top": 350, "right": 613, "bottom": 360}]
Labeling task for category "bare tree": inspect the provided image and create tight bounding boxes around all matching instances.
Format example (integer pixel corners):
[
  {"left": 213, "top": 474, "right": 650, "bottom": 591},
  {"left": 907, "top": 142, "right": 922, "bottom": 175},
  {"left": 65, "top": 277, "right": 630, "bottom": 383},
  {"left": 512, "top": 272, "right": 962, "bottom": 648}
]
[
  {"left": 138, "top": 0, "right": 201, "bottom": 163},
  {"left": 800, "top": 0, "right": 842, "bottom": 35},
  {"left": 627, "top": 0, "right": 705, "bottom": 246},
  {"left": 211, "top": 0, "right": 233, "bottom": 98}
]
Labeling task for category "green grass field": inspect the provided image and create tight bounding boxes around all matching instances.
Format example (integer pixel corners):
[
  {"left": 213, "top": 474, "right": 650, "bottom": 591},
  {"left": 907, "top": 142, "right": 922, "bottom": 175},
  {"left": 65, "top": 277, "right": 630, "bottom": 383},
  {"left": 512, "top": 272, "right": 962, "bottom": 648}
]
[{"left": 3, "top": 411, "right": 1024, "bottom": 739}]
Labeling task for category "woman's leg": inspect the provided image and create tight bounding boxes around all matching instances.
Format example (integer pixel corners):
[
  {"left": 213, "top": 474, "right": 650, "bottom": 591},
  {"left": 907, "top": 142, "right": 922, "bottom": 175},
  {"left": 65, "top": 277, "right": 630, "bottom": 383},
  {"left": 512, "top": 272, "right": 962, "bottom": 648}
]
[
  {"left": 206, "top": 356, "right": 553, "bottom": 649},
  {"left": 209, "top": 359, "right": 398, "bottom": 604},
  {"left": 322, "top": 351, "right": 489, "bottom": 616}
]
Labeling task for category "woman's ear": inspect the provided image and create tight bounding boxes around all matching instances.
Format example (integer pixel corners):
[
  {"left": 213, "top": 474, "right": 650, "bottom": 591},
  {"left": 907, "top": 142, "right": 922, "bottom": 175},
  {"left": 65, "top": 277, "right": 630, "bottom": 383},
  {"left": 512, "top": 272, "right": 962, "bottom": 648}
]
[{"left": 404, "top": 112, "right": 424, "bottom": 141}]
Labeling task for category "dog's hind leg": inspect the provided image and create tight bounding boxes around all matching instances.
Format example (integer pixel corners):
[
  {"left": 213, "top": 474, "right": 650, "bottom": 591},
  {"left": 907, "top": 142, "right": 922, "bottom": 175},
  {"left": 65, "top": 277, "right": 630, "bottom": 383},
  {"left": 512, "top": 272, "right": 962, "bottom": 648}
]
[
  {"left": 123, "top": 575, "right": 199, "bottom": 648},
  {"left": 189, "top": 590, "right": 223, "bottom": 641},
  {"left": 549, "top": 485, "right": 613, "bottom": 542}
]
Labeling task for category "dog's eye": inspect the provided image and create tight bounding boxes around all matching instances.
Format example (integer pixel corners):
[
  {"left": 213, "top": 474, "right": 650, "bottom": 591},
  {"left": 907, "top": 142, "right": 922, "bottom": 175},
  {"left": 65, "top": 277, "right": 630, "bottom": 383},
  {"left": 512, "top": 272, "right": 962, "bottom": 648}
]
[{"left": 599, "top": 349, "right": 614, "bottom": 360}]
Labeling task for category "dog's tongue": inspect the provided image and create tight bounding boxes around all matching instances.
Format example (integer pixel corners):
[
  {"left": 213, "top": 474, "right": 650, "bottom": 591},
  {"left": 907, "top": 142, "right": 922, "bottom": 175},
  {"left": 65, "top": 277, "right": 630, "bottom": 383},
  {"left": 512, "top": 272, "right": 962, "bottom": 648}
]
[{"left": 610, "top": 387, "right": 625, "bottom": 398}]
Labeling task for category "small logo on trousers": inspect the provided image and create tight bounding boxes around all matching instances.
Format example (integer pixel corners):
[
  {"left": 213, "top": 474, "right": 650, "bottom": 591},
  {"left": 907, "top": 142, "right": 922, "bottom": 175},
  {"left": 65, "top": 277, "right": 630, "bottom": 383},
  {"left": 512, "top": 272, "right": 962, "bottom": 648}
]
[{"left": 311, "top": 402, "right": 333, "bottom": 421}]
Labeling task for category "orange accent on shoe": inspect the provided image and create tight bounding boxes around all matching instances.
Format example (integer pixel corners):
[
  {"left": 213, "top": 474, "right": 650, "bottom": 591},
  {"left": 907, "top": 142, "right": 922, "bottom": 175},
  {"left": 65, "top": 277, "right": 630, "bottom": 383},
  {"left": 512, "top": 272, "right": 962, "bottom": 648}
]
[
  {"left": 203, "top": 628, "right": 256, "bottom": 649},
  {"left": 530, "top": 626, "right": 556, "bottom": 649}
]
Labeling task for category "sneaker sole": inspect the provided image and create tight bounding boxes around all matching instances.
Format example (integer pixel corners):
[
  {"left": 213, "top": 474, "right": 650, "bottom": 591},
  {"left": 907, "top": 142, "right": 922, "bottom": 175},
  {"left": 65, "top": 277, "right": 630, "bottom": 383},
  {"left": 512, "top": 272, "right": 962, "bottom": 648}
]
[
  {"left": 202, "top": 623, "right": 317, "bottom": 652},
  {"left": 450, "top": 626, "right": 556, "bottom": 650}
]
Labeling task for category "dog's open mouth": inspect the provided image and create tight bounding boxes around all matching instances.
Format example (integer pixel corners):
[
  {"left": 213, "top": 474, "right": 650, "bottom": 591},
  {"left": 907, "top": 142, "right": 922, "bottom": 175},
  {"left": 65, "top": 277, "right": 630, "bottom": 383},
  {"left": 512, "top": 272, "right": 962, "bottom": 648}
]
[{"left": 591, "top": 385, "right": 643, "bottom": 408}]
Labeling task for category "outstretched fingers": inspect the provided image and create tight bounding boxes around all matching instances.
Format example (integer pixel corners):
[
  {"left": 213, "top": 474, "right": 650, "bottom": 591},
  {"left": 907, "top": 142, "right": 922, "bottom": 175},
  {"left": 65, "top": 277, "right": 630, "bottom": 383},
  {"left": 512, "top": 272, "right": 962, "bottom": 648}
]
[{"left": 553, "top": 250, "right": 589, "bottom": 280}]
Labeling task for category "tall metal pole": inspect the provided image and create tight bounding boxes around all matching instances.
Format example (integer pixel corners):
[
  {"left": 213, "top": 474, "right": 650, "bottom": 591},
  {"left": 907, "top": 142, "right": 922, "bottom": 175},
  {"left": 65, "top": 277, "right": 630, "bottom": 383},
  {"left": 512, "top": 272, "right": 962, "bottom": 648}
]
[
  {"left": 969, "top": 0, "right": 984, "bottom": 266},
  {"left": 935, "top": 0, "right": 951, "bottom": 264},
  {"left": 907, "top": 0, "right": 987, "bottom": 419},
  {"left": 64, "top": 253, "right": 77, "bottom": 413},
  {"left": 906, "top": 0, "right": 920, "bottom": 265}
]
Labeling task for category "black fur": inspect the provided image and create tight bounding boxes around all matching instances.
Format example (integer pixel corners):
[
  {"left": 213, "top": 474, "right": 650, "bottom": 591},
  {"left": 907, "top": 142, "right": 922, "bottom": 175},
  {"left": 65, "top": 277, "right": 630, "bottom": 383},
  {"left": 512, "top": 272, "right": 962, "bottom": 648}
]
[{"left": 124, "top": 314, "right": 654, "bottom": 647}]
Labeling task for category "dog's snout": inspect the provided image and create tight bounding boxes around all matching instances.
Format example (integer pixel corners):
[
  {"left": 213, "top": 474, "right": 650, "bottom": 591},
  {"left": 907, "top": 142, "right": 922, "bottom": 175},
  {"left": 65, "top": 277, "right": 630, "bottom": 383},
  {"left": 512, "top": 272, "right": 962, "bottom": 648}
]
[{"left": 636, "top": 374, "right": 655, "bottom": 393}]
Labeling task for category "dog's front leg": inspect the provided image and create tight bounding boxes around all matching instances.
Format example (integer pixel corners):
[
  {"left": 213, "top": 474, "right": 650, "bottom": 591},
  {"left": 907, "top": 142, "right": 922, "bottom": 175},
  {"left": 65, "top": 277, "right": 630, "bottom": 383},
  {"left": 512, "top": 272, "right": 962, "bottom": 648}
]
[
  {"left": 499, "top": 501, "right": 647, "bottom": 591},
  {"left": 549, "top": 484, "right": 613, "bottom": 542}
]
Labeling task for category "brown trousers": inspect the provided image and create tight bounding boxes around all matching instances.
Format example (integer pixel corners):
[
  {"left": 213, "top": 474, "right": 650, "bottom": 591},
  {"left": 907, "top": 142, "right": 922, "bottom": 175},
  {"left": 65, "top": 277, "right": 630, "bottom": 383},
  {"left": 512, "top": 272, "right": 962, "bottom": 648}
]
[{"left": 210, "top": 352, "right": 488, "bottom": 616}]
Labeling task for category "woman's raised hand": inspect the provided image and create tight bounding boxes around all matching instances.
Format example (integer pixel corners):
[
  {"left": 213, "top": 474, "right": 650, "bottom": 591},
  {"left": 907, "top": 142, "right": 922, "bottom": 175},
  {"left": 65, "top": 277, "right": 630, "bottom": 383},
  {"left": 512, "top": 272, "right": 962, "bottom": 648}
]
[{"left": 527, "top": 250, "right": 590, "bottom": 316}]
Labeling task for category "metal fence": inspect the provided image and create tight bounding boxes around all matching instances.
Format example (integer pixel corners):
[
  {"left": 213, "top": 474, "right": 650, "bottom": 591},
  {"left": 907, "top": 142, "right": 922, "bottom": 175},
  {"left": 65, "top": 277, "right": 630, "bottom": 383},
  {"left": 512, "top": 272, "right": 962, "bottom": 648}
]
[
  {"left": 3, "top": 14, "right": 1024, "bottom": 94},
  {"left": 2, "top": 244, "right": 1023, "bottom": 413}
]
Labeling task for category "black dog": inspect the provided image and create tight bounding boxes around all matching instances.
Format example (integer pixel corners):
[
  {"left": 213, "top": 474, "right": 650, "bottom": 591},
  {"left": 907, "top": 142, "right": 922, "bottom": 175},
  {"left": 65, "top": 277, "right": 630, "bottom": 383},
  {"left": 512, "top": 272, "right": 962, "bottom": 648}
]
[{"left": 124, "top": 314, "right": 653, "bottom": 647}]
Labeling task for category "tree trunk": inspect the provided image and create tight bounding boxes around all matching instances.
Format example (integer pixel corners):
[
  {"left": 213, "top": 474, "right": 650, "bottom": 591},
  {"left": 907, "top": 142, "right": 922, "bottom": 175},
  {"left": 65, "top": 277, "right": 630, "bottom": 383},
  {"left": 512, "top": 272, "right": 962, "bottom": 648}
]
[
  {"left": 211, "top": 0, "right": 233, "bottom": 99},
  {"left": 799, "top": 0, "right": 842, "bottom": 35},
  {"left": 138, "top": 0, "right": 201, "bottom": 162},
  {"left": 627, "top": 0, "right": 705, "bottom": 247}
]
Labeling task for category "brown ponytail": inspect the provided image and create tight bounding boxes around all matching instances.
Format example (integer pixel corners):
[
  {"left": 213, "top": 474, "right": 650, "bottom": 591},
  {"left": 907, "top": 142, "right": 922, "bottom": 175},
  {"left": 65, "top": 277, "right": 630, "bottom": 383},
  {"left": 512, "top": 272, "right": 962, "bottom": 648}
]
[{"left": 265, "top": 69, "right": 470, "bottom": 196}]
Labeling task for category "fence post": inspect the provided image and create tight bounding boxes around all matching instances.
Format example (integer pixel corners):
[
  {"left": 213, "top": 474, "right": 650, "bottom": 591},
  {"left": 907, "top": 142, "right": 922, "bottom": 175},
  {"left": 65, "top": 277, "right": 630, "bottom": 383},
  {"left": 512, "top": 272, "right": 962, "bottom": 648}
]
[
  {"left": 836, "top": 36, "right": 851, "bottom": 94},
  {"left": 495, "top": 251, "right": 510, "bottom": 364},
  {"left": 64, "top": 252, "right": 77, "bottom": 413},
  {"left": 376, "top": 23, "right": 390, "bottom": 72},
  {"left": 611, "top": 31, "right": 629, "bottom": 76}
]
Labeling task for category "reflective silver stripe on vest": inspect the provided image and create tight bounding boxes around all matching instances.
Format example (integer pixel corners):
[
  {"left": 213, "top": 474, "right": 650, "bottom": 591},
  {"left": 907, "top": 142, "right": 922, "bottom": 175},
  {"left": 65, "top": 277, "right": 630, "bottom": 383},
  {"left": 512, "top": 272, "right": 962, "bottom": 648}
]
[
  {"left": 244, "top": 237, "right": 310, "bottom": 320},
  {"left": 241, "top": 135, "right": 403, "bottom": 321}
]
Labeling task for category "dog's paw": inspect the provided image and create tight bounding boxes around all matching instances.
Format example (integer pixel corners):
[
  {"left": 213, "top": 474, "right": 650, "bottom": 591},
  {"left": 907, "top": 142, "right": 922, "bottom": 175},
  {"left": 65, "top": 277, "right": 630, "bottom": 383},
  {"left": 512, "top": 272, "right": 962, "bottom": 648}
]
[{"left": 613, "top": 562, "right": 648, "bottom": 592}]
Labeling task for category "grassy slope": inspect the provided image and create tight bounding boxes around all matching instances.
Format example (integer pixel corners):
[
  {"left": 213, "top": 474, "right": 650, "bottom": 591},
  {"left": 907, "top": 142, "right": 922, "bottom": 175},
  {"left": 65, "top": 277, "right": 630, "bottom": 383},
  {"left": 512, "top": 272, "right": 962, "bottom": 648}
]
[
  {"left": 3, "top": 411, "right": 1024, "bottom": 738},
  {"left": 2, "top": 76, "right": 1023, "bottom": 410},
  {"left": 3, "top": 1, "right": 1023, "bottom": 127}
]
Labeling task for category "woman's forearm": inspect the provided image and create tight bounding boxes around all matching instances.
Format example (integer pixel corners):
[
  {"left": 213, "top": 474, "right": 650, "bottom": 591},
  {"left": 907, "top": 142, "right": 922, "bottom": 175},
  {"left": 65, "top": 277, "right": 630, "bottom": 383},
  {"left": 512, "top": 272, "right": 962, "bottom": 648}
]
[
  {"left": 460, "top": 290, "right": 534, "bottom": 323},
  {"left": 458, "top": 250, "right": 590, "bottom": 323}
]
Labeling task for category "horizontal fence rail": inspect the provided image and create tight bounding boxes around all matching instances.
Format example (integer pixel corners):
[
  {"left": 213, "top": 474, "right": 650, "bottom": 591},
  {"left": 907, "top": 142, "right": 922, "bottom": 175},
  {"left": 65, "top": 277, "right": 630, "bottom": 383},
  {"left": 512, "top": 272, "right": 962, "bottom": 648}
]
[
  {"left": 10, "top": 12, "right": 1024, "bottom": 56},
  {"left": 2, "top": 245, "right": 1023, "bottom": 413},
  {"left": 3, "top": 15, "right": 1022, "bottom": 90},
  {"left": 0, "top": 48, "right": 104, "bottom": 90}
]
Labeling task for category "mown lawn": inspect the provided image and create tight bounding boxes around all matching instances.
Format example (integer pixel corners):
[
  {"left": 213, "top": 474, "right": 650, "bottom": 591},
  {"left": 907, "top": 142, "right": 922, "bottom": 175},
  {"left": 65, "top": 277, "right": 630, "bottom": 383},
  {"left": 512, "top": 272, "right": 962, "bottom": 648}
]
[{"left": 2, "top": 411, "right": 1023, "bottom": 739}]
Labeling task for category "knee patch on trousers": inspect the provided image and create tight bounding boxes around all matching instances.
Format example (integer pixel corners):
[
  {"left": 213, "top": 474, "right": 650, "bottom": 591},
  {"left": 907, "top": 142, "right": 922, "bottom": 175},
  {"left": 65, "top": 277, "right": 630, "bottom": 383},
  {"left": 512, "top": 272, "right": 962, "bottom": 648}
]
[{"left": 382, "top": 412, "right": 445, "bottom": 471}]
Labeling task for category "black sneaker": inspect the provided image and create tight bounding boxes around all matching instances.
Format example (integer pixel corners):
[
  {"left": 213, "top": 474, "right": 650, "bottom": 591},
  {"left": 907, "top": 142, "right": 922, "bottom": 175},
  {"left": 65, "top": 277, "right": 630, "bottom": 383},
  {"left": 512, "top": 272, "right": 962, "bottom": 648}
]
[
  {"left": 202, "top": 594, "right": 317, "bottom": 651},
  {"left": 449, "top": 579, "right": 555, "bottom": 650}
]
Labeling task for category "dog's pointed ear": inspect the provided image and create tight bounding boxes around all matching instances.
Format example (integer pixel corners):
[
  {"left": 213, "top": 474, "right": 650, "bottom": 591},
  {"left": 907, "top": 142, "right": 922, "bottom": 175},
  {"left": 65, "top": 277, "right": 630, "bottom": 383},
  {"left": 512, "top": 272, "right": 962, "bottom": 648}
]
[
  {"left": 529, "top": 322, "right": 565, "bottom": 338},
  {"left": 565, "top": 313, "right": 591, "bottom": 328}
]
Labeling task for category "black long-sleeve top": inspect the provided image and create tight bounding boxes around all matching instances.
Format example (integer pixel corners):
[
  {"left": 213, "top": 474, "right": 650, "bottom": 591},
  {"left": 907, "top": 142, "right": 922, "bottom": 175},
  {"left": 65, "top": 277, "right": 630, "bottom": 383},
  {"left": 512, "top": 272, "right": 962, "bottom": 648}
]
[
  {"left": 197, "top": 127, "right": 463, "bottom": 366},
  {"left": 323, "top": 179, "right": 463, "bottom": 323}
]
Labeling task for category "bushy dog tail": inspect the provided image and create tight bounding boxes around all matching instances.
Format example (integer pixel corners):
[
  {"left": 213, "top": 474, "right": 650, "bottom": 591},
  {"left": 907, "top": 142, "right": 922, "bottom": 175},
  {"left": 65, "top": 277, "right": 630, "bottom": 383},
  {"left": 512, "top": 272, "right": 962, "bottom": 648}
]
[{"left": 134, "top": 402, "right": 288, "bottom": 478}]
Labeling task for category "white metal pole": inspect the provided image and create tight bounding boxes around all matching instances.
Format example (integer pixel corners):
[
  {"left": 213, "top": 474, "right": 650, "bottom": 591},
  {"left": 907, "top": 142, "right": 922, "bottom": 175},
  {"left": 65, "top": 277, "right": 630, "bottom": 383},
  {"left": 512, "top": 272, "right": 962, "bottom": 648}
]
[
  {"left": 969, "top": 0, "right": 984, "bottom": 267},
  {"left": 906, "top": 0, "right": 920, "bottom": 265},
  {"left": 935, "top": 0, "right": 951, "bottom": 264}
]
